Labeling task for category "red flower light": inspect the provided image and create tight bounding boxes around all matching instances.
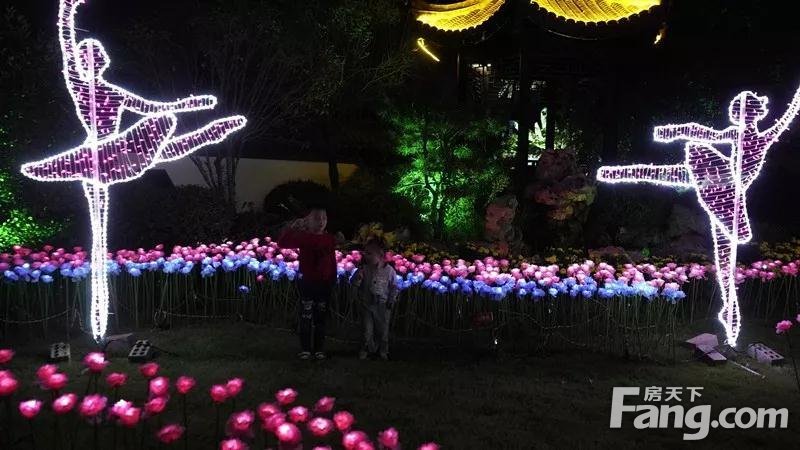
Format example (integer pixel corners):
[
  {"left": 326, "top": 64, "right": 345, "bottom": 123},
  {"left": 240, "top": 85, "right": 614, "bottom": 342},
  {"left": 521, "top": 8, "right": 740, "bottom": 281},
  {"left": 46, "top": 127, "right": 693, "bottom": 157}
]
[
  {"left": 79, "top": 394, "right": 108, "bottom": 418},
  {"left": 228, "top": 410, "right": 255, "bottom": 435},
  {"left": 139, "top": 362, "right": 159, "bottom": 379},
  {"left": 314, "top": 396, "right": 335, "bottom": 413},
  {"left": 275, "top": 422, "right": 302, "bottom": 446},
  {"left": 44, "top": 372, "right": 68, "bottom": 391},
  {"left": 275, "top": 388, "right": 297, "bottom": 406},
  {"left": 0, "top": 349, "right": 14, "bottom": 364},
  {"left": 307, "top": 417, "right": 334, "bottom": 437},
  {"left": 52, "top": 393, "right": 78, "bottom": 415},
  {"left": 0, "top": 371, "right": 20, "bottom": 396},
  {"left": 176, "top": 376, "right": 196, "bottom": 395},
  {"left": 19, "top": 399, "right": 43, "bottom": 419},
  {"left": 145, "top": 396, "right": 168, "bottom": 415},
  {"left": 157, "top": 424, "right": 185, "bottom": 444},
  {"left": 257, "top": 402, "right": 281, "bottom": 421},
  {"left": 225, "top": 378, "right": 244, "bottom": 397},
  {"left": 83, "top": 352, "right": 108, "bottom": 373},
  {"left": 262, "top": 412, "right": 286, "bottom": 432},
  {"left": 418, "top": 443, "right": 440, "bottom": 450},
  {"left": 36, "top": 364, "right": 58, "bottom": 383},
  {"left": 342, "top": 430, "right": 368, "bottom": 450},
  {"left": 149, "top": 377, "right": 170, "bottom": 397},
  {"left": 288, "top": 406, "right": 309, "bottom": 423},
  {"left": 333, "top": 411, "right": 354, "bottom": 431},
  {"left": 106, "top": 372, "right": 128, "bottom": 388},
  {"left": 378, "top": 427, "right": 400, "bottom": 449},
  {"left": 118, "top": 406, "right": 142, "bottom": 428},
  {"left": 219, "top": 438, "right": 249, "bottom": 450},
  {"left": 210, "top": 385, "right": 229, "bottom": 404}
]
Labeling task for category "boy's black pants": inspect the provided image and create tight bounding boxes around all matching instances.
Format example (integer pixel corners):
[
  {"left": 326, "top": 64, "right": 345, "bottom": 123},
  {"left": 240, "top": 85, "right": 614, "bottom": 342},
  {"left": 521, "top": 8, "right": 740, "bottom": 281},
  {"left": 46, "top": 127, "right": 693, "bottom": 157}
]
[{"left": 298, "top": 281, "right": 333, "bottom": 352}]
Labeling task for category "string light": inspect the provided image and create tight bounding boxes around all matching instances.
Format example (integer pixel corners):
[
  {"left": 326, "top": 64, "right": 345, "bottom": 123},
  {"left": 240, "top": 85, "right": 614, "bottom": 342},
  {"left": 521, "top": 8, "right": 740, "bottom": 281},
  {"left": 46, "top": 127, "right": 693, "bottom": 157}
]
[
  {"left": 415, "top": 38, "right": 440, "bottom": 62},
  {"left": 531, "top": 0, "right": 660, "bottom": 23},
  {"left": 20, "top": 0, "right": 247, "bottom": 341},
  {"left": 413, "top": 0, "right": 506, "bottom": 31},
  {"left": 597, "top": 86, "right": 800, "bottom": 347}
]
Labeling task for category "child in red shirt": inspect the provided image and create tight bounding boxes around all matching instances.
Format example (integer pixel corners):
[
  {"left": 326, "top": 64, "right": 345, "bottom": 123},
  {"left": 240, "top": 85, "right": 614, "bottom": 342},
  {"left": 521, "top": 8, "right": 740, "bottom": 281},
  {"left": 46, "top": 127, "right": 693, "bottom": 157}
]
[{"left": 278, "top": 207, "right": 337, "bottom": 360}]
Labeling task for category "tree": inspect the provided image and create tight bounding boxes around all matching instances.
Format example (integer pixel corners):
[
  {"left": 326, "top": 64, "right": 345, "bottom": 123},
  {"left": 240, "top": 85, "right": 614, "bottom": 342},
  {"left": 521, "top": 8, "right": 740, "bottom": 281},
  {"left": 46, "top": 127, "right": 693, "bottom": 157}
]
[{"left": 387, "top": 107, "right": 512, "bottom": 240}]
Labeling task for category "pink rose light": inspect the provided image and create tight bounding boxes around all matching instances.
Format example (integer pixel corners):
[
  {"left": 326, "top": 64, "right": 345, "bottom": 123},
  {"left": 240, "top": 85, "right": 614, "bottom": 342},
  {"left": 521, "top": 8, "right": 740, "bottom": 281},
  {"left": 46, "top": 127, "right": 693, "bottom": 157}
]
[
  {"left": 418, "top": 443, "right": 439, "bottom": 450},
  {"left": 220, "top": 438, "right": 249, "bottom": 450},
  {"left": 356, "top": 442, "right": 375, "bottom": 450},
  {"left": 342, "top": 430, "right": 368, "bottom": 450},
  {"left": 107, "top": 372, "right": 128, "bottom": 389},
  {"left": 157, "top": 424, "right": 185, "bottom": 444},
  {"left": 83, "top": 352, "right": 108, "bottom": 373},
  {"left": 312, "top": 447, "right": 333, "bottom": 450},
  {"left": 0, "top": 349, "right": 13, "bottom": 364},
  {"left": 145, "top": 396, "right": 169, "bottom": 415},
  {"left": 287, "top": 406, "right": 309, "bottom": 423},
  {"left": 797, "top": 314, "right": 800, "bottom": 324},
  {"left": 308, "top": 417, "right": 334, "bottom": 437},
  {"left": 111, "top": 400, "right": 133, "bottom": 417},
  {"left": 262, "top": 413, "right": 286, "bottom": 432},
  {"left": 275, "top": 422, "right": 302, "bottom": 446},
  {"left": 19, "top": 399, "right": 43, "bottom": 419},
  {"left": 210, "top": 385, "right": 229, "bottom": 404},
  {"left": 44, "top": 372, "right": 68, "bottom": 391},
  {"left": 314, "top": 396, "right": 335, "bottom": 413},
  {"left": 257, "top": 402, "right": 281, "bottom": 421},
  {"left": 118, "top": 406, "right": 142, "bottom": 428},
  {"left": 275, "top": 388, "right": 297, "bottom": 406},
  {"left": 52, "top": 393, "right": 77, "bottom": 414},
  {"left": 176, "top": 376, "right": 196, "bottom": 395},
  {"left": 228, "top": 410, "right": 255, "bottom": 436},
  {"left": 0, "top": 371, "right": 19, "bottom": 396},
  {"left": 226, "top": 378, "right": 244, "bottom": 397},
  {"left": 36, "top": 364, "right": 58, "bottom": 383},
  {"left": 776, "top": 320, "right": 794, "bottom": 334},
  {"left": 149, "top": 377, "right": 170, "bottom": 397},
  {"left": 79, "top": 394, "right": 108, "bottom": 418},
  {"left": 333, "top": 411, "right": 355, "bottom": 431},
  {"left": 378, "top": 427, "right": 400, "bottom": 449},
  {"left": 139, "top": 362, "right": 159, "bottom": 379}
]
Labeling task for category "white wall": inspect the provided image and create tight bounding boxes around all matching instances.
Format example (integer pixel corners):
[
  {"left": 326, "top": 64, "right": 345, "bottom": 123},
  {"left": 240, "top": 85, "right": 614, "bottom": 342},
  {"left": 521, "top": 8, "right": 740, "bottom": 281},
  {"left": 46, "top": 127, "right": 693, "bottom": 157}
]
[{"left": 160, "top": 158, "right": 358, "bottom": 210}]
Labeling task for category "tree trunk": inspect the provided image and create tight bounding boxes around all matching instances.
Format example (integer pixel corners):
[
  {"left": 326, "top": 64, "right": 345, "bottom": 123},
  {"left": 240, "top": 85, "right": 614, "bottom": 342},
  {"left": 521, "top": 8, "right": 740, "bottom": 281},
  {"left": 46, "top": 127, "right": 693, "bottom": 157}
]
[{"left": 545, "top": 82, "right": 556, "bottom": 151}]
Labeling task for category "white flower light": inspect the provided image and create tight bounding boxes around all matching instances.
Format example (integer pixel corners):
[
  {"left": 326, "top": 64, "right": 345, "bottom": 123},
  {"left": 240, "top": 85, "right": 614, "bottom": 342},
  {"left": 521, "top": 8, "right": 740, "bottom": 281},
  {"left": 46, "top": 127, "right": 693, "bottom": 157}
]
[
  {"left": 597, "top": 86, "right": 800, "bottom": 347},
  {"left": 20, "top": 0, "right": 247, "bottom": 341}
]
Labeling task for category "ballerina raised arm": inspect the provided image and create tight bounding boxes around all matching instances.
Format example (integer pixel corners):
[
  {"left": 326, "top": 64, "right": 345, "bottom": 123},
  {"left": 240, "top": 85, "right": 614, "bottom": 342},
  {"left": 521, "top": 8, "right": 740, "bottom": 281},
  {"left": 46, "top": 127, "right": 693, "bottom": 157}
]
[
  {"left": 596, "top": 163, "right": 692, "bottom": 188},
  {"left": 763, "top": 83, "right": 800, "bottom": 140},
  {"left": 123, "top": 92, "right": 218, "bottom": 115},
  {"left": 58, "top": 0, "right": 84, "bottom": 80},
  {"left": 654, "top": 123, "right": 737, "bottom": 144}
]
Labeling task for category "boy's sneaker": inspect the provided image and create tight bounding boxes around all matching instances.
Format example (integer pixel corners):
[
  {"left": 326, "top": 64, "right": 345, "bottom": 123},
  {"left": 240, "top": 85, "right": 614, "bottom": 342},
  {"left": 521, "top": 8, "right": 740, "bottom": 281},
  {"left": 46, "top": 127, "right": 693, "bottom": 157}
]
[
  {"left": 314, "top": 352, "right": 327, "bottom": 360},
  {"left": 298, "top": 351, "right": 311, "bottom": 360},
  {"left": 379, "top": 352, "right": 389, "bottom": 361},
  {"left": 358, "top": 350, "right": 368, "bottom": 360}
]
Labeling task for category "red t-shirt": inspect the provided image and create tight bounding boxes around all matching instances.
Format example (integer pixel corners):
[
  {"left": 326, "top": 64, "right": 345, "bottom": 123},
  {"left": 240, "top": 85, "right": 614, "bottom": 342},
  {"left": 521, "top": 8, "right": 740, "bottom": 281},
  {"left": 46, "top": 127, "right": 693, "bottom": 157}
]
[{"left": 277, "top": 230, "right": 337, "bottom": 284}]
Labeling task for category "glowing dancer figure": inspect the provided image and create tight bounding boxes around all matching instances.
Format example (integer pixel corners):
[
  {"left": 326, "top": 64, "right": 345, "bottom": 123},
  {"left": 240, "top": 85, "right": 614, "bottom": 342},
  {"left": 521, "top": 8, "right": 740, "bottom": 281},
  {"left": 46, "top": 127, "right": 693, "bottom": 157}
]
[
  {"left": 20, "top": 0, "right": 247, "bottom": 340},
  {"left": 597, "top": 85, "right": 800, "bottom": 346}
]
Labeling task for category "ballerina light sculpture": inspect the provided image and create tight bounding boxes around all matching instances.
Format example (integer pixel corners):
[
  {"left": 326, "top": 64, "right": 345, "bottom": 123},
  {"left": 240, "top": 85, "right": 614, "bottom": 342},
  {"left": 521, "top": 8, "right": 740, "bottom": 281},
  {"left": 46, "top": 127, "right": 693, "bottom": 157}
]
[
  {"left": 20, "top": 0, "right": 247, "bottom": 341},
  {"left": 597, "top": 84, "right": 800, "bottom": 346}
]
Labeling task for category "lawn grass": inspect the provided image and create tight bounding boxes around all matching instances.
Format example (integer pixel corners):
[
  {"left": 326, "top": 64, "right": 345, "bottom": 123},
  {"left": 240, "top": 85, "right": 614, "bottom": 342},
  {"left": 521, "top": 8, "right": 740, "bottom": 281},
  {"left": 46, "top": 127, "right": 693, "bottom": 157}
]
[{"left": 2, "top": 318, "right": 799, "bottom": 449}]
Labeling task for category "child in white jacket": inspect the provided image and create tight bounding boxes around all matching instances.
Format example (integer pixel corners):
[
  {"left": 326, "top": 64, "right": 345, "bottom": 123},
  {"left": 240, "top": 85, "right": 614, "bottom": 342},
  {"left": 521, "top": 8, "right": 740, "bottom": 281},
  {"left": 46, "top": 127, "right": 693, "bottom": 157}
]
[{"left": 352, "top": 238, "right": 398, "bottom": 360}]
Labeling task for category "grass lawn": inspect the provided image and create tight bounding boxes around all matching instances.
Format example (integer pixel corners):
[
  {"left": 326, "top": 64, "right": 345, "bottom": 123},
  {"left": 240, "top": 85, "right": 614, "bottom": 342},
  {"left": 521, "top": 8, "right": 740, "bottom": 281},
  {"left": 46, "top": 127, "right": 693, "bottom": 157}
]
[{"left": 2, "top": 319, "right": 799, "bottom": 449}]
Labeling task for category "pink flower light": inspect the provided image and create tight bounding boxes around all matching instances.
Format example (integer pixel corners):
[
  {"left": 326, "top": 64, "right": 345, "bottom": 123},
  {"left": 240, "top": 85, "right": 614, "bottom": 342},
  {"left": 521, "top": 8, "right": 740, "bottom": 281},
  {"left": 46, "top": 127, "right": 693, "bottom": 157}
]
[
  {"left": 157, "top": 424, "right": 185, "bottom": 444},
  {"left": 149, "top": 377, "right": 170, "bottom": 397},
  {"left": 776, "top": 320, "right": 793, "bottom": 334},
  {"left": 140, "top": 362, "right": 159, "bottom": 379},
  {"left": 334, "top": 411, "right": 355, "bottom": 431},
  {"left": 219, "top": 438, "right": 249, "bottom": 450},
  {"left": 118, "top": 406, "right": 142, "bottom": 428},
  {"left": 257, "top": 402, "right": 281, "bottom": 421},
  {"left": 228, "top": 410, "right": 255, "bottom": 436},
  {"left": 210, "top": 385, "right": 229, "bottom": 404},
  {"left": 52, "top": 393, "right": 78, "bottom": 414},
  {"left": 111, "top": 400, "right": 133, "bottom": 417},
  {"left": 288, "top": 406, "right": 309, "bottom": 423},
  {"left": 0, "top": 349, "right": 13, "bottom": 364},
  {"left": 342, "top": 430, "right": 368, "bottom": 450},
  {"left": 314, "top": 396, "right": 335, "bottom": 413},
  {"left": 107, "top": 372, "right": 127, "bottom": 388},
  {"left": 19, "top": 399, "right": 43, "bottom": 419},
  {"left": 262, "top": 413, "right": 286, "bottom": 432},
  {"left": 378, "top": 427, "right": 400, "bottom": 449},
  {"left": 275, "top": 388, "right": 297, "bottom": 406},
  {"left": 44, "top": 372, "right": 69, "bottom": 391},
  {"left": 79, "top": 394, "right": 108, "bottom": 418},
  {"left": 307, "top": 417, "right": 334, "bottom": 437},
  {"left": 275, "top": 422, "right": 302, "bottom": 446},
  {"left": 176, "top": 376, "right": 196, "bottom": 395},
  {"left": 37, "top": 364, "right": 58, "bottom": 383},
  {"left": 145, "top": 396, "right": 168, "bottom": 415},
  {"left": 418, "top": 443, "right": 440, "bottom": 450},
  {"left": 0, "top": 371, "right": 20, "bottom": 396},
  {"left": 225, "top": 378, "right": 244, "bottom": 397},
  {"left": 83, "top": 352, "right": 108, "bottom": 373}
]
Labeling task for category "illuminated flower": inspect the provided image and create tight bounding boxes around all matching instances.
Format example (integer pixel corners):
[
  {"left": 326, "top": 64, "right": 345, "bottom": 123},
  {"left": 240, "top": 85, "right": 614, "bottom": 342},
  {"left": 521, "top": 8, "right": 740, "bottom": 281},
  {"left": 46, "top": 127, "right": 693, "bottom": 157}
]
[
  {"left": 307, "top": 417, "right": 334, "bottom": 437},
  {"left": 210, "top": 385, "right": 229, "bottom": 403},
  {"left": 276, "top": 422, "right": 302, "bottom": 446},
  {"left": 314, "top": 396, "right": 335, "bottom": 413},
  {"left": 225, "top": 378, "right": 244, "bottom": 397},
  {"left": 157, "top": 424, "right": 185, "bottom": 444},
  {"left": 176, "top": 376, "right": 196, "bottom": 395},
  {"left": 776, "top": 320, "right": 794, "bottom": 334},
  {"left": 342, "top": 430, "right": 368, "bottom": 450},
  {"left": 118, "top": 406, "right": 142, "bottom": 428},
  {"left": 36, "top": 364, "right": 58, "bottom": 383},
  {"left": 0, "top": 371, "right": 19, "bottom": 396},
  {"left": 111, "top": 400, "right": 133, "bottom": 417},
  {"left": 219, "top": 438, "right": 248, "bottom": 450},
  {"left": 356, "top": 442, "right": 375, "bottom": 450},
  {"left": 145, "top": 396, "right": 168, "bottom": 415},
  {"left": 139, "top": 362, "right": 159, "bottom": 379},
  {"left": 19, "top": 399, "right": 43, "bottom": 419},
  {"left": 0, "top": 349, "right": 14, "bottom": 364},
  {"left": 262, "top": 413, "right": 286, "bottom": 432},
  {"left": 797, "top": 313, "right": 800, "bottom": 324},
  {"left": 44, "top": 372, "right": 68, "bottom": 391},
  {"left": 79, "top": 394, "right": 107, "bottom": 418},
  {"left": 287, "top": 406, "right": 309, "bottom": 423},
  {"left": 83, "top": 352, "right": 108, "bottom": 373},
  {"left": 238, "top": 285, "right": 250, "bottom": 294},
  {"left": 275, "top": 388, "right": 297, "bottom": 406},
  {"left": 52, "top": 393, "right": 78, "bottom": 414},
  {"left": 333, "top": 411, "right": 355, "bottom": 431},
  {"left": 106, "top": 372, "right": 127, "bottom": 388},
  {"left": 417, "top": 444, "right": 439, "bottom": 450},
  {"left": 228, "top": 410, "right": 255, "bottom": 436},
  {"left": 378, "top": 427, "right": 400, "bottom": 449},
  {"left": 149, "top": 377, "right": 170, "bottom": 397},
  {"left": 257, "top": 402, "right": 281, "bottom": 420}
]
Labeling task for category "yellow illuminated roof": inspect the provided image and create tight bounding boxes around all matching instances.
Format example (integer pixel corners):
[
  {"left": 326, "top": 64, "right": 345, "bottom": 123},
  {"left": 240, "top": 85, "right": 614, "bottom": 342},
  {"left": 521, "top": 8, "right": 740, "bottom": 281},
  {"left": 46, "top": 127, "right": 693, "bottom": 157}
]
[
  {"left": 413, "top": 0, "right": 507, "bottom": 32},
  {"left": 413, "top": 0, "right": 660, "bottom": 31},
  {"left": 531, "top": 0, "right": 660, "bottom": 23}
]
